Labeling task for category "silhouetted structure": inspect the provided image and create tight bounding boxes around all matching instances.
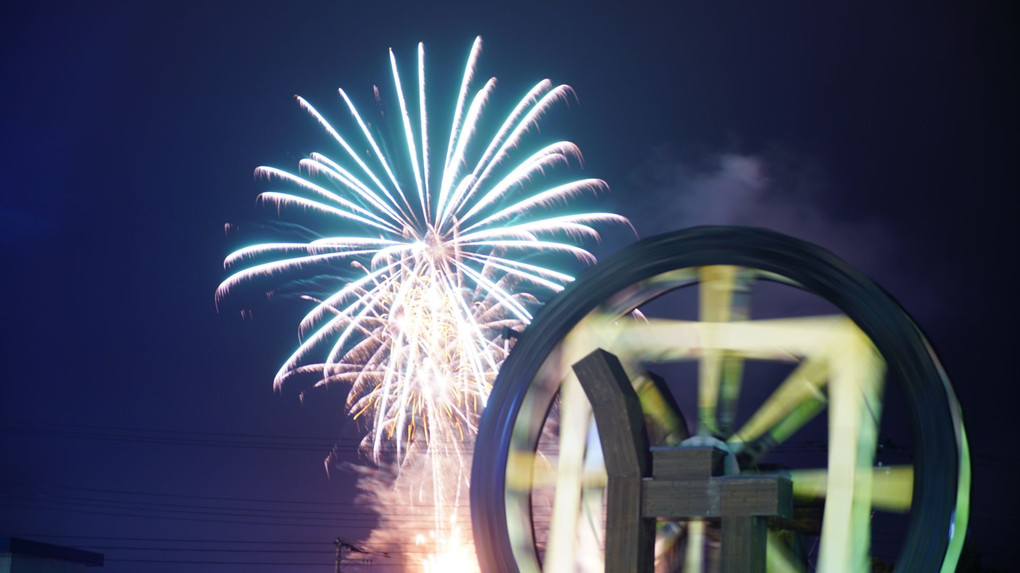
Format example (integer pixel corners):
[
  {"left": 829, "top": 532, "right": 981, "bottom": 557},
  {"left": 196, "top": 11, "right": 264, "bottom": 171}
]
[{"left": 1, "top": 537, "right": 103, "bottom": 572}]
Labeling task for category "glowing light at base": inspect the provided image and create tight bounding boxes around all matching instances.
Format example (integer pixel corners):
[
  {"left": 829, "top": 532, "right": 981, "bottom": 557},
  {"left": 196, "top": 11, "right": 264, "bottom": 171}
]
[
  {"left": 217, "top": 36, "right": 628, "bottom": 567},
  {"left": 416, "top": 519, "right": 479, "bottom": 573}
]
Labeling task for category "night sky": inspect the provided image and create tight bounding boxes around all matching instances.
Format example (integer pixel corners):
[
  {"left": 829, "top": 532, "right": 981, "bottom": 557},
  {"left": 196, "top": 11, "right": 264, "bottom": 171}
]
[{"left": 2, "top": 2, "right": 1017, "bottom": 571}]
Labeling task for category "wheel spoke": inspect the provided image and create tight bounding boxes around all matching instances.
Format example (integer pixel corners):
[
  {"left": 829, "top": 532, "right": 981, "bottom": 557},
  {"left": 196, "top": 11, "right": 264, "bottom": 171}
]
[
  {"left": 505, "top": 448, "right": 543, "bottom": 491},
  {"left": 575, "top": 424, "right": 607, "bottom": 572},
  {"left": 654, "top": 521, "right": 685, "bottom": 569},
  {"left": 684, "top": 519, "right": 706, "bottom": 572},
  {"left": 720, "top": 267, "right": 754, "bottom": 436},
  {"left": 766, "top": 530, "right": 806, "bottom": 573},
  {"left": 701, "top": 263, "right": 742, "bottom": 432},
  {"left": 717, "top": 354, "right": 746, "bottom": 436},
  {"left": 633, "top": 369, "right": 689, "bottom": 446},
  {"left": 543, "top": 371, "right": 593, "bottom": 571},
  {"left": 728, "top": 357, "right": 828, "bottom": 460},
  {"left": 505, "top": 449, "right": 608, "bottom": 490},
  {"left": 790, "top": 465, "right": 913, "bottom": 513},
  {"left": 698, "top": 265, "right": 748, "bottom": 435},
  {"left": 601, "top": 315, "right": 850, "bottom": 362},
  {"left": 817, "top": 332, "right": 885, "bottom": 572}
]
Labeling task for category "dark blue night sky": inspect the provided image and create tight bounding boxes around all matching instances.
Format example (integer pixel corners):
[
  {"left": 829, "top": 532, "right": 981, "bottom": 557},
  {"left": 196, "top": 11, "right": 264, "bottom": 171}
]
[{"left": 2, "top": 2, "right": 1017, "bottom": 571}]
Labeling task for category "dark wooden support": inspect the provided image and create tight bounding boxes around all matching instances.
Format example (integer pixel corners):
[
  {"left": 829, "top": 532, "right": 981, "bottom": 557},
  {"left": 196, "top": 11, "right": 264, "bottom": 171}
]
[
  {"left": 572, "top": 349, "right": 792, "bottom": 573},
  {"left": 650, "top": 445, "right": 725, "bottom": 480},
  {"left": 572, "top": 349, "right": 654, "bottom": 573},
  {"left": 721, "top": 516, "right": 768, "bottom": 573}
]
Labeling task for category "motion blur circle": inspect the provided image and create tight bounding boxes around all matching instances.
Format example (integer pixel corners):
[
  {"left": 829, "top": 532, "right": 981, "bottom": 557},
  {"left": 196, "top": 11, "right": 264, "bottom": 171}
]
[{"left": 470, "top": 226, "right": 968, "bottom": 572}]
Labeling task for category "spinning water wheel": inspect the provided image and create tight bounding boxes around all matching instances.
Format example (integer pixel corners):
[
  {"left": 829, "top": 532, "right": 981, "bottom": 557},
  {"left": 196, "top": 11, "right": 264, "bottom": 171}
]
[{"left": 471, "top": 227, "right": 969, "bottom": 572}]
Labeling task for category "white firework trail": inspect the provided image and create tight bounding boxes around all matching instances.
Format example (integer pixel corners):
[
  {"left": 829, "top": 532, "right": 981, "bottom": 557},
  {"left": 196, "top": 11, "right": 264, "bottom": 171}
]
[{"left": 217, "top": 36, "right": 630, "bottom": 568}]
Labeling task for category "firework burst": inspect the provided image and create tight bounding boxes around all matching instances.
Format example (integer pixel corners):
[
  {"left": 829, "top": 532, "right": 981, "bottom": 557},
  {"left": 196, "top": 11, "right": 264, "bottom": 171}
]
[{"left": 217, "top": 36, "right": 629, "bottom": 565}]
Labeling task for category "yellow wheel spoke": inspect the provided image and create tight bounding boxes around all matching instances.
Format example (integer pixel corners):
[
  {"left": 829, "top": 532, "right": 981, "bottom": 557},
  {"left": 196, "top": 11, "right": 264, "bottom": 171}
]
[
  {"left": 790, "top": 465, "right": 913, "bottom": 512},
  {"left": 717, "top": 355, "right": 747, "bottom": 436},
  {"left": 684, "top": 519, "right": 706, "bottom": 572},
  {"left": 603, "top": 315, "right": 848, "bottom": 362},
  {"left": 543, "top": 372, "right": 592, "bottom": 571},
  {"left": 698, "top": 265, "right": 743, "bottom": 435},
  {"left": 818, "top": 333, "right": 885, "bottom": 572},
  {"left": 633, "top": 369, "right": 689, "bottom": 446},
  {"left": 505, "top": 449, "right": 540, "bottom": 491},
  {"left": 729, "top": 357, "right": 828, "bottom": 459},
  {"left": 505, "top": 449, "right": 609, "bottom": 490},
  {"left": 577, "top": 462, "right": 606, "bottom": 572},
  {"left": 721, "top": 268, "right": 754, "bottom": 436},
  {"left": 766, "top": 530, "right": 805, "bottom": 573}
]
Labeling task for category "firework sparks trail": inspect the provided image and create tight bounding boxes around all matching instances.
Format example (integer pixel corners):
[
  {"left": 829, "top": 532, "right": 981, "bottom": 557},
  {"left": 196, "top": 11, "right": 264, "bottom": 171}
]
[{"left": 217, "top": 36, "right": 630, "bottom": 568}]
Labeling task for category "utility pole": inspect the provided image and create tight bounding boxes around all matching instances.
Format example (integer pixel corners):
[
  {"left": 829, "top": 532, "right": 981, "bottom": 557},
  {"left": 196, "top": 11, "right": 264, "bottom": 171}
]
[{"left": 334, "top": 537, "right": 389, "bottom": 572}]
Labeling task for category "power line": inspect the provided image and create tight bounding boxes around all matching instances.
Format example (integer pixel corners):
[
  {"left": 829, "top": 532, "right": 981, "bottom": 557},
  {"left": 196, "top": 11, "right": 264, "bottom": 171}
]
[
  {"left": 3, "top": 535, "right": 457, "bottom": 558},
  {"left": 0, "top": 534, "right": 328, "bottom": 544},
  {"left": 0, "top": 500, "right": 460, "bottom": 530},
  {"left": 106, "top": 558, "right": 335, "bottom": 565},
  {"left": 0, "top": 479, "right": 471, "bottom": 510},
  {"left": 0, "top": 492, "right": 361, "bottom": 517},
  {"left": 58, "top": 546, "right": 337, "bottom": 554},
  {"left": 0, "top": 490, "right": 375, "bottom": 518},
  {"left": 0, "top": 422, "right": 477, "bottom": 452},
  {"left": 14, "top": 421, "right": 1011, "bottom": 468}
]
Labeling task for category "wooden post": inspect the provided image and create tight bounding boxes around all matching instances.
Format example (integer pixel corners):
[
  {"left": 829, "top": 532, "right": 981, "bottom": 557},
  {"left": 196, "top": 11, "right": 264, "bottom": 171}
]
[
  {"left": 721, "top": 516, "right": 768, "bottom": 573},
  {"left": 572, "top": 349, "right": 655, "bottom": 573},
  {"left": 572, "top": 349, "right": 793, "bottom": 573}
]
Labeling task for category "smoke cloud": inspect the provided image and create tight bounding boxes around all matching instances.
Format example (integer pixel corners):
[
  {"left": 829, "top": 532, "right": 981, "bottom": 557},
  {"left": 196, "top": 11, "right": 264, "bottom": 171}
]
[
  {"left": 624, "top": 147, "right": 895, "bottom": 270},
  {"left": 616, "top": 145, "right": 940, "bottom": 318}
]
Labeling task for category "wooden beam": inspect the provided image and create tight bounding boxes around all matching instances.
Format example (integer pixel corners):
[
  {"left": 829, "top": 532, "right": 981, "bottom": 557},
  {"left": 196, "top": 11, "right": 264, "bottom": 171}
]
[{"left": 572, "top": 349, "right": 654, "bottom": 573}]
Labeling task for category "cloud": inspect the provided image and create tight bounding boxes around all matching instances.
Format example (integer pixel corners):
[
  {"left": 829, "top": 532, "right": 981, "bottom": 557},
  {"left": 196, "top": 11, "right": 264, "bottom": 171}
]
[
  {"left": 615, "top": 145, "right": 942, "bottom": 319},
  {"left": 622, "top": 145, "right": 898, "bottom": 274}
]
